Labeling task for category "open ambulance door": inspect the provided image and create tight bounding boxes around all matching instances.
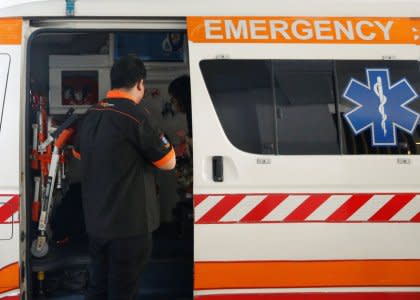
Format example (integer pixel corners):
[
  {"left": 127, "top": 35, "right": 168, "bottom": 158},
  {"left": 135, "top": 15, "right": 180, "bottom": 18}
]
[
  {"left": 0, "top": 18, "right": 26, "bottom": 300},
  {"left": 188, "top": 16, "right": 420, "bottom": 300},
  {"left": 23, "top": 18, "right": 189, "bottom": 299}
]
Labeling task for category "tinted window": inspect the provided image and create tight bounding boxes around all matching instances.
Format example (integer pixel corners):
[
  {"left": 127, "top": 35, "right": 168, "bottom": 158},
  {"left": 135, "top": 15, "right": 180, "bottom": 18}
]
[
  {"left": 114, "top": 32, "right": 185, "bottom": 62},
  {"left": 200, "top": 59, "right": 420, "bottom": 155},
  {"left": 200, "top": 60, "right": 340, "bottom": 155},
  {"left": 200, "top": 60, "right": 276, "bottom": 154},
  {"left": 337, "top": 61, "right": 420, "bottom": 154},
  {"left": 272, "top": 61, "right": 339, "bottom": 154}
]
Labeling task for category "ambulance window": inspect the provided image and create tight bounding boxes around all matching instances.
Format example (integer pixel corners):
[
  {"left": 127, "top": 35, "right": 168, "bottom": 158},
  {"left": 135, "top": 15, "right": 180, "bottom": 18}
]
[
  {"left": 200, "top": 60, "right": 276, "bottom": 154},
  {"left": 200, "top": 60, "right": 341, "bottom": 155},
  {"left": 336, "top": 60, "right": 420, "bottom": 155},
  {"left": 272, "top": 61, "right": 340, "bottom": 154}
]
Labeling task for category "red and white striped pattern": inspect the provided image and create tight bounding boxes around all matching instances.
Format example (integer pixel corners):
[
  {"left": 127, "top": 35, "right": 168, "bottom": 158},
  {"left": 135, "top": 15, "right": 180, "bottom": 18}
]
[
  {"left": 0, "top": 290, "right": 19, "bottom": 300},
  {"left": 194, "top": 194, "right": 420, "bottom": 224},
  {"left": 0, "top": 196, "right": 19, "bottom": 224}
]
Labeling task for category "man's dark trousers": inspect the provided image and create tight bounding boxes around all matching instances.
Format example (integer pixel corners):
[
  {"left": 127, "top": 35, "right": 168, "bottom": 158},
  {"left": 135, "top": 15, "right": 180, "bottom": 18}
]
[{"left": 86, "top": 233, "right": 152, "bottom": 300}]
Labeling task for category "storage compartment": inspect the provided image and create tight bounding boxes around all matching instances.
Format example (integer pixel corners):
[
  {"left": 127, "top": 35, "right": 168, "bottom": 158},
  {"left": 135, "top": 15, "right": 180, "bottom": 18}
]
[{"left": 27, "top": 29, "right": 193, "bottom": 299}]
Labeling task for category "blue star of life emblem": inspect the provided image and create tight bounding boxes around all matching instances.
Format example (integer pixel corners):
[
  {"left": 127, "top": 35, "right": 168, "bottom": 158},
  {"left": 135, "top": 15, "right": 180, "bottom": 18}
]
[{"left": 343, "top": 69, "right": 420, "bottom": 146}]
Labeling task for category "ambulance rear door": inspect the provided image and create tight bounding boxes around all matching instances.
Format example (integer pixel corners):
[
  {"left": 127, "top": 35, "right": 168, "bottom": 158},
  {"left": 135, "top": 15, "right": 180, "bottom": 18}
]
[{"left": 0, "top": 17, "right": 25, "bottom": 300}]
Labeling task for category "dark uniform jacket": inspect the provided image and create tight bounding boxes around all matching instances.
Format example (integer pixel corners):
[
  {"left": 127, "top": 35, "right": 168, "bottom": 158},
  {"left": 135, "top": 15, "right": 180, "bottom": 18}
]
[{"left": 74, "top": 90, "right": 174, "bottom": 239}]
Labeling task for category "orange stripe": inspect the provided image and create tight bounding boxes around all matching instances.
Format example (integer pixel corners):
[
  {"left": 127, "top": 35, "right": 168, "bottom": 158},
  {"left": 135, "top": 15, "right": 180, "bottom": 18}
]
[
  {"left": 106, "top": 90, "right": 137, "bottom": 103},
  {"left": 55, "top": 128, "right": 74, "bottom": 149},
  {"left": 187, "top": 17, "right": 418, "bottom": 45},
  {"left": 72, "top": 148, "right": 81, "bottom": 160},
  {"left": 195, "top": 293, "right": 420, "bottom": 300},
  {"left": 153, "top": 147, "right": 175, "bottom": 168},
  {"left": 0, "top": 263, "right": 19, "bottom": 293},
  {"left": 0, "top": 18, "right": 22, "bottom": 45},
  {"left": 195, "top": 260, "right": 420, "bottom": 290}
]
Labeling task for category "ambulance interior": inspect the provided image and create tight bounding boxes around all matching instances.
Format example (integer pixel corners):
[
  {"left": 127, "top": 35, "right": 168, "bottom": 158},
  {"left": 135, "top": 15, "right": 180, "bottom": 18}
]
[{"left": 27, "top": 30, "right": 193, "bottom": 299}]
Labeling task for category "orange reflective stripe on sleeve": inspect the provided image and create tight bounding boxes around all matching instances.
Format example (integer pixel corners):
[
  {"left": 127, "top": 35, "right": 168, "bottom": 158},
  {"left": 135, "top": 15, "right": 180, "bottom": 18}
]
[
  {"left": 72, "top": 148, "right": 81, "bottom": 160},
  {"left": 152, "top": 147, "right": 175, "bottom": 168}
]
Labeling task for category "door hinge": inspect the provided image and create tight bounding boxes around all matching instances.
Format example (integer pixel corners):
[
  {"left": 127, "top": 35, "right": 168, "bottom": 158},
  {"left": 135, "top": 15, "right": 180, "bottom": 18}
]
[
  {"left": 20, "top": 231, "right": 25, "bottom": 242},
  {"left": 21, "top": 262, "right": 25, "bottom": 282}
]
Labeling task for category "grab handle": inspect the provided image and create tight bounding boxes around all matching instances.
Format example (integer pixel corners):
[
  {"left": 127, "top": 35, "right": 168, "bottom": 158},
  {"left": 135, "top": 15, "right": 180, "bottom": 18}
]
[{"left": 212, "top": 156, "right": 224, "bottom": 182}]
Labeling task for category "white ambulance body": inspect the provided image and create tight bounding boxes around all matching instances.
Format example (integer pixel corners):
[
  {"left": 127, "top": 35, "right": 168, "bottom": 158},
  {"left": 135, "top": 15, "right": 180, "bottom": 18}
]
[{"left": 0, "top": 0, "right": 420, "bottom": 299}]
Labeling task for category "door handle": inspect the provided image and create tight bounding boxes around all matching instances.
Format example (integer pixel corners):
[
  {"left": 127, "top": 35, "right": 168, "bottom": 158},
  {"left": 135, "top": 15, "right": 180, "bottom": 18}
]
[{"left": 212, "top": 156, "right": 223, "bottom": 182}]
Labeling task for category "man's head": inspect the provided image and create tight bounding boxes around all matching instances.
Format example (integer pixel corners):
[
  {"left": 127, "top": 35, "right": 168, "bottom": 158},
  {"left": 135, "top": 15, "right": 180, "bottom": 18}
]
[{"left": 111, "top": 56, "right": 147, "bottom": 104}]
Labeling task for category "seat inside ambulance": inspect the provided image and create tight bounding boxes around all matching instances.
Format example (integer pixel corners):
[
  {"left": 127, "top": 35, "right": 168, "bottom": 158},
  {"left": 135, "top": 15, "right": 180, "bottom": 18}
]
[{"left": 27, "top": 31, "right": 193, "bottom": 299}]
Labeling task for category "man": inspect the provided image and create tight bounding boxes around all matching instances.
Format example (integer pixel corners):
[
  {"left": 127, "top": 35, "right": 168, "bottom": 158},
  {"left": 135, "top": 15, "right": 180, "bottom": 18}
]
[{"left": 73, "top": 56, "right": 176, "bottom": 300}]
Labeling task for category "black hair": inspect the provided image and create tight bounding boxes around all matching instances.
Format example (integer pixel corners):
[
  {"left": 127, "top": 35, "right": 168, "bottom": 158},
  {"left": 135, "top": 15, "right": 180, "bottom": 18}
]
[
  {"left": 110, "top": 55, "right": 147, "bottom": 89},
  {"left": 168, "top": 75, "right": 192, "bottom": 137},
  {"left": 168, "top": 75, "right": 191, "bottom": 113}
]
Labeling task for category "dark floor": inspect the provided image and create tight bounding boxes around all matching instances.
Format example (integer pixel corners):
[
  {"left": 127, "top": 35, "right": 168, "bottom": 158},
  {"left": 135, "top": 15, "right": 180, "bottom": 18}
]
[{"left": 31, "top": 222, "right": 193, "bottom": 300}]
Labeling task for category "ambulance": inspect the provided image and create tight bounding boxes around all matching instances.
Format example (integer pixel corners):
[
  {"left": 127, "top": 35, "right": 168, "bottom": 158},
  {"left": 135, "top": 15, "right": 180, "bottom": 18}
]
[{"left": 1, "top": 0, "right": 420, "bottom": 299}]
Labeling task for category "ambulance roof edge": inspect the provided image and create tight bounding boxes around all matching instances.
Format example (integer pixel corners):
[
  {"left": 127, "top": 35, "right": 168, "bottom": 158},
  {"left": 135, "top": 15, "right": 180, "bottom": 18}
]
[{"left": 0, "top": 0, "right": 420, "bottom": 18}]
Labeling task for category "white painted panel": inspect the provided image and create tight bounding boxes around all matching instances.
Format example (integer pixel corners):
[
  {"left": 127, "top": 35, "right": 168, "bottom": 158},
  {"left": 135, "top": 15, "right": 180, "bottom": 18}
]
[
  {"left": 1, "top": 0, "right": 419, "bottom": 18},
  {"left": 189, "top": 42, "right": 420, "bottom": 195},
  {"left": 0, "top": 45, "right": 20, "bottom": 194},
  {"left": 0, "top": 54, "right": 10, "bottom": 131},
  {"left": 0, "top": 0, "right": 44, "bottom": 10},
  {"left": 0, "top": 224, "right": 12, "bottom": 240},
  {"left": 0, "top": 41, "right": 21, "bottom": 279},
  {"left": 194, "top": 223, "right": 420, "bottom": 261}
]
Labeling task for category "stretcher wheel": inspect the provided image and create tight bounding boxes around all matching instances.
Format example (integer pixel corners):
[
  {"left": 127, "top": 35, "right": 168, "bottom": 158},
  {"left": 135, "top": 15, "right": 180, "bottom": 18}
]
[{"left": 31, "top": 238, "right": 49, "bottom": 258}]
